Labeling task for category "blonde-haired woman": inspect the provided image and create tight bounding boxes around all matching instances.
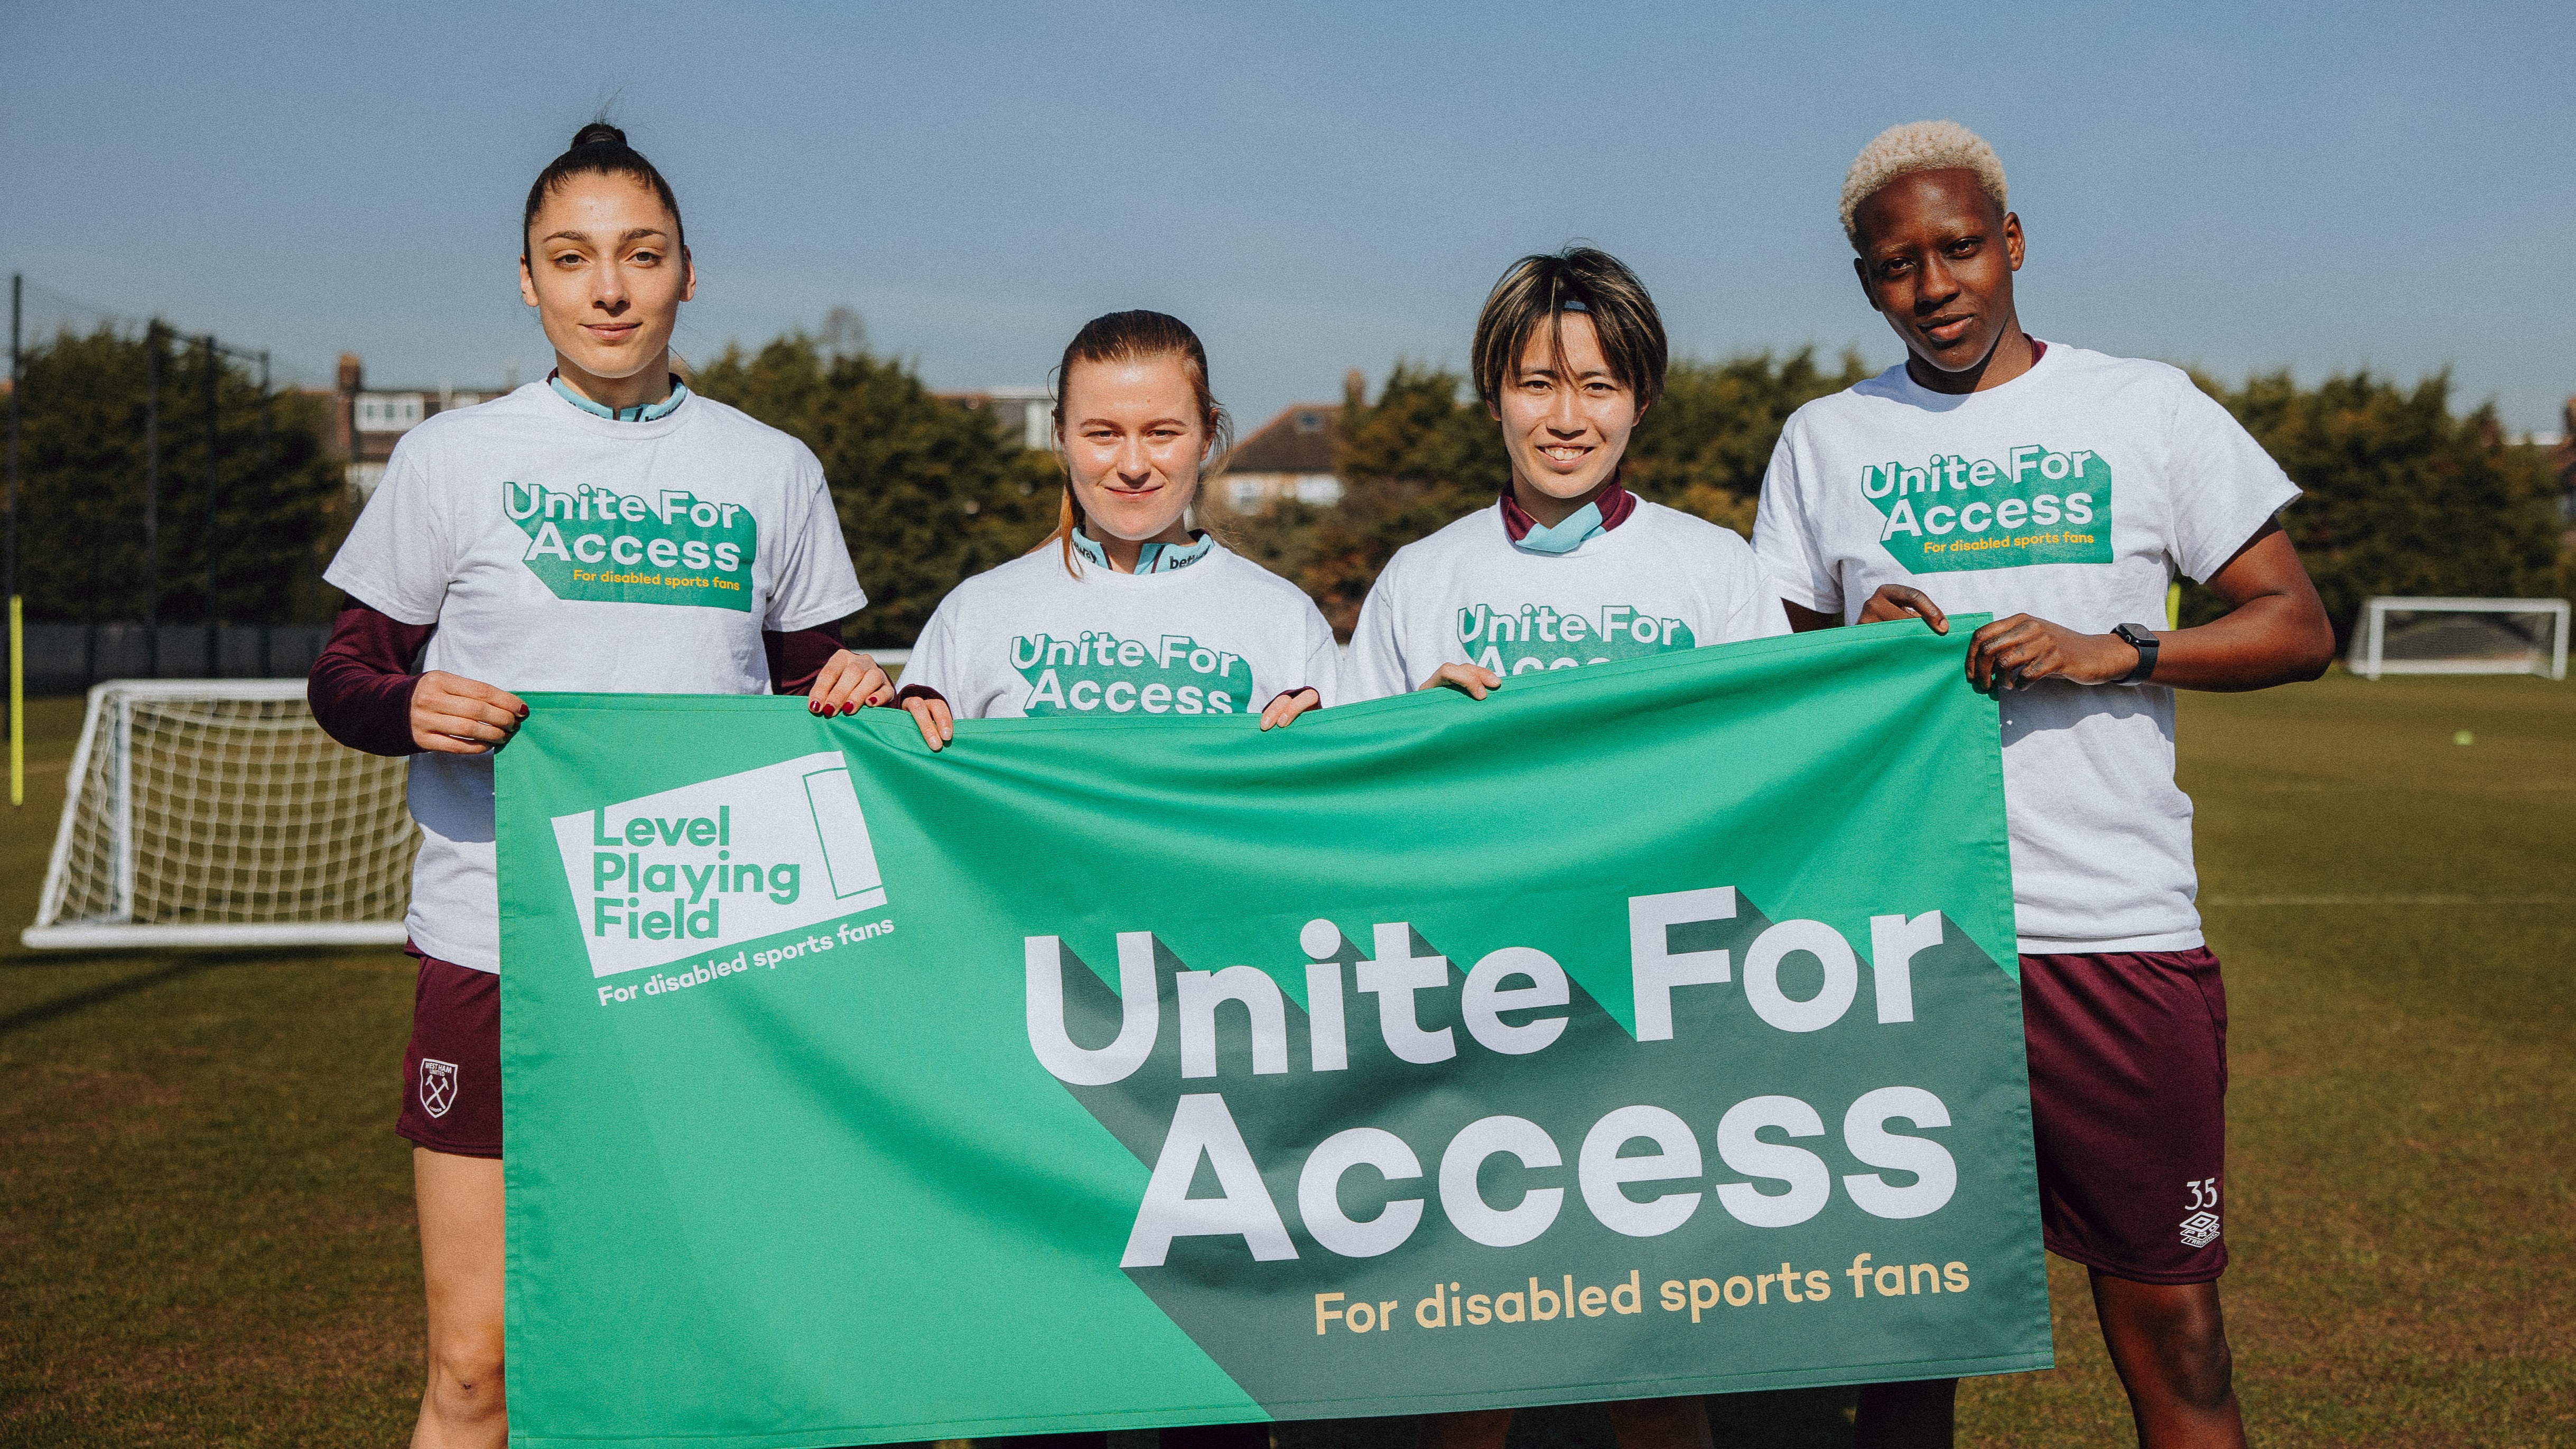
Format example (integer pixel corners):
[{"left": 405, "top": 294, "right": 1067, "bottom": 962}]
[{"left": 898, "top": 310, "right": 1333, "bottom": 746}]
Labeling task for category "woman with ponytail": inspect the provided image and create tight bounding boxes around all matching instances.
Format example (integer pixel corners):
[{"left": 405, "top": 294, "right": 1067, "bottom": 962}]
[
  {"left": 898, "top": 310, "right": 1334, "bottom": 747},
  {"left": 306, "top": 122, "right": 883, "bottom": 1448},
  {"left": 898, "top": 311, "right": 1319, "bottom": 1449}
]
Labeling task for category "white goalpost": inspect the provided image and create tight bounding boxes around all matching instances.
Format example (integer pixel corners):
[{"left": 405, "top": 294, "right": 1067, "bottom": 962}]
[
  {"left": 23, "top": 655, "right": 917, "bottom": 952},
  {"left": 2347, "top": 597, "right": 2569, "bottom": 681},
  {"left": 24, "top": 680, "right": 418, "bottom": 950}
]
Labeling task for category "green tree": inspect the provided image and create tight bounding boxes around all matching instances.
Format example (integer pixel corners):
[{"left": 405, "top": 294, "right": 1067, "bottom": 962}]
[
  {"left": 694, "top": 324, "right": 2573, "bottom": 658},
  {"left": 691, "top": 332, "right": 1058, "bottom": 647},
  {"left": 12, "top": 325, "right": 349, "bottom": 626},
  {"left": 2193, "top": 370, "right": 2565, "bottom": 642},
  {"left": 1247, "top": 363, "right": 1505, "bottom": 635},
  {"left": 1622, "top": 349, "right": 1873, "bottom": 535}
]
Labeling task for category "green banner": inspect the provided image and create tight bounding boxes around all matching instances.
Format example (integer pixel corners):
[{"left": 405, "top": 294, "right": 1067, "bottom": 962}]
[{"left": 496, "top": 619, "right": 2050, "bottom": 1449}]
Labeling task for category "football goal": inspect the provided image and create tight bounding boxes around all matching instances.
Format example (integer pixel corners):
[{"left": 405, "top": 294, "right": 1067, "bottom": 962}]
[
  {"left": 25, "top": 680, "right": 418, "bottom": 950},
  {"left": 2347, "top": 597, "right": 2569, "bottom": 681}
]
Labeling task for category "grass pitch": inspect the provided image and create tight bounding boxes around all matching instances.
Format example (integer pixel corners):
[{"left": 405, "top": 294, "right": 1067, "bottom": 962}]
[{"left": 2, "top": 673, "right": 2569, "bottom": 1447}]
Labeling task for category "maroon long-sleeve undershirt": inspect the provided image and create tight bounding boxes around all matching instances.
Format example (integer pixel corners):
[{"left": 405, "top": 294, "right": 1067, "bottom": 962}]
[
  {"left": 306, "top": 602, "right": 435, "bottom": 757},
  {"left": 306, "top": 599, "right": 847, "bottom": 757}
]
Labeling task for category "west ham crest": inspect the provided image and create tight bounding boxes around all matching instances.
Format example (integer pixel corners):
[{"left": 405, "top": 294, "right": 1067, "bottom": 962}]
[{"left": 419, "top": 1058, "right": 459, "bottom": 1119}]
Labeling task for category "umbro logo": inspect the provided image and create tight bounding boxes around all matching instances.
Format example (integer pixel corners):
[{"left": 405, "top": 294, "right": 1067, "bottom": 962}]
[
  {"left": 420, "top": 1058, "right": 459, "bottom": 1119},
  {"left": 2178, "top": 1211, "right": 2221, "bottom": 1249}
]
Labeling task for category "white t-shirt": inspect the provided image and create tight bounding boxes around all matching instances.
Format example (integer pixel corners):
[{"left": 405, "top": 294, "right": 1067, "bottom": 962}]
[
  {"left": 1752, "top": 343, "right": 2299, "bottom": 953},
  {"left": 323, "top": 382, "right": 868, "bottom": 971},
  {"left": 901, "top": 538, "right": 1340, "bottom": 720},
  {"left": 1342, "top": 497, "right": 1789, "bottom": 702}
]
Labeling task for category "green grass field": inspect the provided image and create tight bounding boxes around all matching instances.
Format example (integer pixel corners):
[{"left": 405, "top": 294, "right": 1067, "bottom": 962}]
[{"left": 2, "top": 674, "right": 2569, "bottom": 1447}]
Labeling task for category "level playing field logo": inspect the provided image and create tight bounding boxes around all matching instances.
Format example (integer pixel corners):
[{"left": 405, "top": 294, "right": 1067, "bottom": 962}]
[
  {"left": 1455, "top": 602, "right": 1695, "bottom": 675},
  {"left": 547, "top": 752, "right": 891, "bottom": 992},
  {"left": 1011, "top": 631, "right": 1254, "bottom": 716},
  {"left": 506, "top": 480, "right": 759, "bottom": 612},
  {"left": 1862, "top": 445, "right": 2114, "bottom": 574}
]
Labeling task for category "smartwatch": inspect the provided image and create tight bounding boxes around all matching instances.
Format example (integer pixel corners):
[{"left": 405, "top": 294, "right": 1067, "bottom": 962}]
[{"left": 2112, "top": 623, "right": 2159, "bottom": 683}]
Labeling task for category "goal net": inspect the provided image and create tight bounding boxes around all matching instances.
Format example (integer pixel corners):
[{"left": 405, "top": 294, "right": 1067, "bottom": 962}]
[
  {"left": 2348, "top": 597, "right": 2570, "bottom": 681},
  {"left": 24, "top": 680, "right": 417, "bottom": 950}
]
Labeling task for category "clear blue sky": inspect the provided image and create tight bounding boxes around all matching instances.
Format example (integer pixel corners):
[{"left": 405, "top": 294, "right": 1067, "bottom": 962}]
[{"left": 7, "top": 2, "right": 2570, "bottom": 435}]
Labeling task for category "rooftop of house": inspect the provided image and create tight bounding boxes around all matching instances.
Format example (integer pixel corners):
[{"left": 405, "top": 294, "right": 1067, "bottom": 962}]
[{"left": 1223, "top": 402, "right": 1341, "bottom": 475}]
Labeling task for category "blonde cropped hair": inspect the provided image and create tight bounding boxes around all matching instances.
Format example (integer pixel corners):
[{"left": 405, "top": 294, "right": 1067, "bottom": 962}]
[{"left": 1839, "top": 120, "right": 2007, "bottom": 251}]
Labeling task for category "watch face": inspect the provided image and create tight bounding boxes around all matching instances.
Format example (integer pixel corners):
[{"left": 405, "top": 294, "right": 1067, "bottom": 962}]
[{"left": 2116, "top": 625, "right": 2156, "bottom": 681}]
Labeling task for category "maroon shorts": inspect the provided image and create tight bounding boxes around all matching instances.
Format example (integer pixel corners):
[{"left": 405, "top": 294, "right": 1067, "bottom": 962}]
[
  {"left": 396, "top": 944, "right": 503, "bottom": 1158},
  {"left": 2020, "top": 947, "right": 2229, "bottom": 1284}
]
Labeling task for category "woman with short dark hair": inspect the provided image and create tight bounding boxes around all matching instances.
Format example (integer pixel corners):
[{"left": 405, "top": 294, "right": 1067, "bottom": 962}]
[
  {"left": 1347, "top": 248, "right": 1783, "bottom": 1449},
  {"left": 1344, "top": 246, "right": 1785, "bottom": 707}
]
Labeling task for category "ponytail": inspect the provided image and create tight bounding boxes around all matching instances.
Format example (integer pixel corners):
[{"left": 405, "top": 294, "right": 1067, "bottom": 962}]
[{"left": 1044, "top": 311, "right": 1232, "bottom": 577}]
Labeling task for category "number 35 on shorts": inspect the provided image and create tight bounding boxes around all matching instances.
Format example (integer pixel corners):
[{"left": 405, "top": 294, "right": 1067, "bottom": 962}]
[{"left": 2183, "top": 1177, "right": 2220, "bottom": 1211}]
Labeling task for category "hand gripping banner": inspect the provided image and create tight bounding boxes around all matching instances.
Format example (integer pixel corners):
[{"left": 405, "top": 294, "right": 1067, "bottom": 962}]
[{"left": 495, "top": 618, "right": 2050, "bottom": 1449}]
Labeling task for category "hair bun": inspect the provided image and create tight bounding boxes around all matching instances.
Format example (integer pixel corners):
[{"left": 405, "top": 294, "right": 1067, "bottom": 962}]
[{"left": 570, "top": 122, "right": 627, "bottom": 151}]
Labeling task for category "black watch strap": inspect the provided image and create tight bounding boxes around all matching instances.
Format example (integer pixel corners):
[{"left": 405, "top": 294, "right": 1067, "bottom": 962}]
[{"left": 2114, "top": 624, "right": 2159, "bottom": 683}]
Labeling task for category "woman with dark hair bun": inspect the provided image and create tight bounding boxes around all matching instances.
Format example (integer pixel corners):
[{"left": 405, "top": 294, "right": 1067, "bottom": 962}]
[{"left": 306, "top": 121, "right": 885, "bottom": 1448}]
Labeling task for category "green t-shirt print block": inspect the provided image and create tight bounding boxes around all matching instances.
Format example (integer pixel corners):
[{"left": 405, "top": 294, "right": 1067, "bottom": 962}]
[
  {"left": 507, "top": 480, "right": 759, "bottom": 611},
  {"left": 1013, "top": 631, "right": 1253, "bottom": 716},
  {"left": 1864, "top": 444, "right": 2113, "bottom": 574},
  {"left": 1458, "top": 602, "right": 1696, "bottom": 675}
]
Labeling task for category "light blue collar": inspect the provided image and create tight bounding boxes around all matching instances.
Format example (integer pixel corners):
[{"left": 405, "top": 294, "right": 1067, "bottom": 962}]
[
  {"left": 1071, "top": 527, "right": 1215, "bottom": 575},
  {"left": 551, "top": 372, "right": 690, "bottom": 422},
  {"left": 1514, "top": 500, "right": 1606, "bottom": 555}
]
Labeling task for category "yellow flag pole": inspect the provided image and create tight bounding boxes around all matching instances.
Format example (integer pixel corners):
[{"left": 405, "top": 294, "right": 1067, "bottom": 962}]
[
  {"left": 8, "top": 595, "right": 20, "bottom": 807},
  {"left": 6, "top": 273, "right": 17, "bottom": 806}
]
